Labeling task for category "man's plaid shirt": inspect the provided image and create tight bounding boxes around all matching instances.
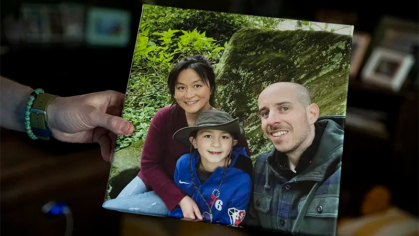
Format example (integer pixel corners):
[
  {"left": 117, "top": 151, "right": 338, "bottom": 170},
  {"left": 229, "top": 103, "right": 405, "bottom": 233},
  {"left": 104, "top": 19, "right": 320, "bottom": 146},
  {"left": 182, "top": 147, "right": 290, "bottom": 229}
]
[{"left": 246, "top": 117, "right": 344, "bottom": 236}]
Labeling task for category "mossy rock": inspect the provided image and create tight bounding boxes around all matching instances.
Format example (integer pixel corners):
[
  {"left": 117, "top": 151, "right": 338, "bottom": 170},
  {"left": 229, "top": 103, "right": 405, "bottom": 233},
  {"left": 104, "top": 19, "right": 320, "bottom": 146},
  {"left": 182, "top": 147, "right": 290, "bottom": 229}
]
[
  {"left": 107, "top": 140, "right": 144, "bottom": 199},
  {"left": 214, "top": 28, "right": 351, "bottom": 159}
]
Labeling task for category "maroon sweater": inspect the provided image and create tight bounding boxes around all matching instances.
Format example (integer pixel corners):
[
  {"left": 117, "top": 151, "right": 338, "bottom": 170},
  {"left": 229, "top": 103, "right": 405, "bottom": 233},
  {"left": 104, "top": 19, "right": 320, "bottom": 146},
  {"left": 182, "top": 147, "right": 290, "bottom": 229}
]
[{"left": 137, "top": 105, "right": 250, "bottom": 211}]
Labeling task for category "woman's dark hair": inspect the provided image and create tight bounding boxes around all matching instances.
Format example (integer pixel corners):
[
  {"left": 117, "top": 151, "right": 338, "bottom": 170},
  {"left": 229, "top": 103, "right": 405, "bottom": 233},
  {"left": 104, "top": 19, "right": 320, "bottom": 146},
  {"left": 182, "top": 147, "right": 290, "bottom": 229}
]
[{"left": 167, "top": 55, "right": 216, "bottom": 107}]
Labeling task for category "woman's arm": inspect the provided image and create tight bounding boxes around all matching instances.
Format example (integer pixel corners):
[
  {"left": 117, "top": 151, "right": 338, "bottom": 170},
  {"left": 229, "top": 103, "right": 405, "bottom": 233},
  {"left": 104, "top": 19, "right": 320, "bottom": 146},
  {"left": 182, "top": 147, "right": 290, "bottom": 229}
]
[{"left": 139, "top": 107, "right": 187, "bottom": 211}]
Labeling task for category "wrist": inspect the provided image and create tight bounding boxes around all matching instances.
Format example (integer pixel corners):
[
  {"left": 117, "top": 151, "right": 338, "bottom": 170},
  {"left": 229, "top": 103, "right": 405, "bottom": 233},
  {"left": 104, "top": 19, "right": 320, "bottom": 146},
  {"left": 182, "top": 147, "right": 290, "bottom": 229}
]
[
  {"left": 179, "top": 195, "right": 189, "bottom": 204},
  {"left": 46, "top": 95, "right": 60, "bottom": 130},
  {"left": 25, "top": 90, "right": 58, "bottom": 140},
  {"left": 18, "top": 86, "right": 34, "bottom": 131}
]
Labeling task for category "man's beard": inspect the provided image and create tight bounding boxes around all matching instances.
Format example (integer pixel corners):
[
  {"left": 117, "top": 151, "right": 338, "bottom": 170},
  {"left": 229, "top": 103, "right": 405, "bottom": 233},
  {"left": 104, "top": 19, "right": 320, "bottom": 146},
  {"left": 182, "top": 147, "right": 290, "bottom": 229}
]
[{"left": 274, "top": 124, "right": 311, "bottom": 154}]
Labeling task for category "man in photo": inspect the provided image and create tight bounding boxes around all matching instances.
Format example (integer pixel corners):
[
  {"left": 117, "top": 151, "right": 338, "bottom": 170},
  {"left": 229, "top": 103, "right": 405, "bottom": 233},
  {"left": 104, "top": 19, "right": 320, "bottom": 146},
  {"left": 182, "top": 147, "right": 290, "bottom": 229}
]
[{"left": 246, "top": 82, "right": 344, "bottom": 236}]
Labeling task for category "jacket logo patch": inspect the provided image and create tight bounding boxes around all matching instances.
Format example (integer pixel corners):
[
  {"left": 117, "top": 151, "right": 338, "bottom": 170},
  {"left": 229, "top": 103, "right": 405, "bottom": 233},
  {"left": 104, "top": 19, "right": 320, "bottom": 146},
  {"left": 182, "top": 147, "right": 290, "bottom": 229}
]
[
  {"left": 228, "top": 207, "right": 246, "bottom": 226},
  {"left": 215, "top": 200, "right": 223, "bottom": 211}
]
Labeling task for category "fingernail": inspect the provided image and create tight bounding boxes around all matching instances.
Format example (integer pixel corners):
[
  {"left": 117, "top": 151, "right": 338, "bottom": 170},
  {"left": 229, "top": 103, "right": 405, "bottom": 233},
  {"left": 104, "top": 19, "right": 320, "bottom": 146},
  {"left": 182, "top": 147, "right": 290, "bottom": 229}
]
[{"left": 121, "top": 122, "right": 131, "bottom": 133}]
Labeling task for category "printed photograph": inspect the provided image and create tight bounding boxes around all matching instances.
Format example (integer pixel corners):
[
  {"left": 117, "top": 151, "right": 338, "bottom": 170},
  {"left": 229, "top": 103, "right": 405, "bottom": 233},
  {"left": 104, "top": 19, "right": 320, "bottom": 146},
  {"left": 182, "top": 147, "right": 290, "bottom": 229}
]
[{"left": 102, "top": 4, "right": 353, "bottom": 236}]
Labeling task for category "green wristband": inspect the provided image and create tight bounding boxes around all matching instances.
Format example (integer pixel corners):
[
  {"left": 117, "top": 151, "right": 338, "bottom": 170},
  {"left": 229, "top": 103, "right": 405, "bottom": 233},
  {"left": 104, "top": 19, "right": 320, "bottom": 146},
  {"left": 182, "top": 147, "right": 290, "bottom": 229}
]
[
  {"left": 25, "top": 89, "right": 57, "bottom": 140},
  {"left": 30, "top": 93, "right": 57, "bottom": 130}
]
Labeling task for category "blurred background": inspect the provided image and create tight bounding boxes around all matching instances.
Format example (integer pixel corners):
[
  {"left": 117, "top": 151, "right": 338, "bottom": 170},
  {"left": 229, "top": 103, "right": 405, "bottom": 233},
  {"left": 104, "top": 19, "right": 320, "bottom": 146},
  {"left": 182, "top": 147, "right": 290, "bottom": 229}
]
[{"left": 1, "top": 0, "right": 418, "bottom": 236}]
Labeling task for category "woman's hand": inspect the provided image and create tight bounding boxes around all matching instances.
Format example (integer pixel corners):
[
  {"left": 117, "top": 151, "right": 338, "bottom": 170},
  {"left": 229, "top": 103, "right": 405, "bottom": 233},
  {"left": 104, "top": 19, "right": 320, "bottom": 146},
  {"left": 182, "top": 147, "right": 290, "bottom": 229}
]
[{"left": 179, "top": 195, "right": 203, "bottom": 220}]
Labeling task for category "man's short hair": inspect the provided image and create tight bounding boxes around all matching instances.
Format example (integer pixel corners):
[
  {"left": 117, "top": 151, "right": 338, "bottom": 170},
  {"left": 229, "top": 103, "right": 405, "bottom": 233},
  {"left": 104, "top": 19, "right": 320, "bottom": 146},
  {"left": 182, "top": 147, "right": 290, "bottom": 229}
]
[{"left": 294, "top": 83, "right": 312, "bottom": 107}]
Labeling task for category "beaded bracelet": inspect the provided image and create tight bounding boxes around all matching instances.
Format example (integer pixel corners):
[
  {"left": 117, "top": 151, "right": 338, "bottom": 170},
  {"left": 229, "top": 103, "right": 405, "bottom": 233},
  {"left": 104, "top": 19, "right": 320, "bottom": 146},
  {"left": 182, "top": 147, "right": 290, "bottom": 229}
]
[{"left": 24, "top": 88, "right": 44, "bottom": 140}]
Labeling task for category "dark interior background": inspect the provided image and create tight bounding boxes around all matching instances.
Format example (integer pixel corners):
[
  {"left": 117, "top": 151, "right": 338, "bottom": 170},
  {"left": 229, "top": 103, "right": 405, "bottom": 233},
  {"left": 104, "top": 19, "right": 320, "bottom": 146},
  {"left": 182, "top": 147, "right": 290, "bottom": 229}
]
[{"left": 1, "top": 0, "right": 418, "bottom": 236}]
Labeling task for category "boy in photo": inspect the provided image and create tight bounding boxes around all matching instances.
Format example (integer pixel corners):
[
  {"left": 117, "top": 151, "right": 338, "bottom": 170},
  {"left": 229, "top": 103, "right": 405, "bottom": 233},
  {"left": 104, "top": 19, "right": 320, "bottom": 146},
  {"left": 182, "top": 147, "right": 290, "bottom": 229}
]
[{"left": 168, "top": 109, "right": 253, "bottom": 227}]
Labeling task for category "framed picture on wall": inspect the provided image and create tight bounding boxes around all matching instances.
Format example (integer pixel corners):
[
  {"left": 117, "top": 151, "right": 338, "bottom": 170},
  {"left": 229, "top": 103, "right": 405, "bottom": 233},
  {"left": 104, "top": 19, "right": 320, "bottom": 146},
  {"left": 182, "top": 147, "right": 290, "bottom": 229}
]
[
  {"left": 361, "top": 47, "right": 414, "bottom": 92},
  {"left": 376, "top": 16, "right": 418, "bottom": 54},
  {"left": 20, "top": 4, "right": 51, "bottom": 43},
  {"left": 20, "top": 4, "right": 65, "bottom": 43},
  {"left": 59, "top": 3, "right": 85, "bottom": 44},
  {"left": 365, "top": 16, "right": 418, "bottom": 61},
  {"left": 85, "top": 7, "right": 131, "bottom": 47}
]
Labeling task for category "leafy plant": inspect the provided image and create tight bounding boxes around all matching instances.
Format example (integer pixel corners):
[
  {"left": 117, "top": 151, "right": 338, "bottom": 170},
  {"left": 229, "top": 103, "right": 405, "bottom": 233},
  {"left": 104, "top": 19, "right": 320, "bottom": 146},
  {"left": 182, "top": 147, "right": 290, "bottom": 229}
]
[
  {"left": 114, "top": 26, "right": 227, "bottom": 152},
  {"left": 113, "top": 5, "right": 291, "bottom": 153}
]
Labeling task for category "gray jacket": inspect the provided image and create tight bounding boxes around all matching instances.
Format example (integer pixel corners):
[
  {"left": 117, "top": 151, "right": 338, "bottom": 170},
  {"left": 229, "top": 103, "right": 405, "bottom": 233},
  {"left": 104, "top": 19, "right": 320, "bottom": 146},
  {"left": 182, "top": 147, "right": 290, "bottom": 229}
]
[{"left": 247, "top": 116, "right": 344, "bottom": 236}]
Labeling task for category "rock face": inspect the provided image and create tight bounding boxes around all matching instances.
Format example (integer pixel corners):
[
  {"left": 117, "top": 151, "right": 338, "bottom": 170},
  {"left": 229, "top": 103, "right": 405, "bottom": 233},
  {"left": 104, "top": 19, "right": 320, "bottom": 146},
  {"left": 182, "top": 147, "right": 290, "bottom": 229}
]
[
  {"left": 107, "top": 140, "right": 143, "bottom": 199},
  {"left": 214, "top": 28, "right": 352, "bottom": 160}
]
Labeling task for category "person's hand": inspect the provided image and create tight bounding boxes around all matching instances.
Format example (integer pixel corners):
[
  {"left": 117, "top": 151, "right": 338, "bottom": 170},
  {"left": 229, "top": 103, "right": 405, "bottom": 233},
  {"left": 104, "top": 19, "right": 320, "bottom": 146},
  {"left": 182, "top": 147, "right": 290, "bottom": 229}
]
[
  {"left": 179, "top": 195, "right": 203, "bottom": 220},
  {"left": 46, "top": 90, "right": 134, "bottom": 162}
]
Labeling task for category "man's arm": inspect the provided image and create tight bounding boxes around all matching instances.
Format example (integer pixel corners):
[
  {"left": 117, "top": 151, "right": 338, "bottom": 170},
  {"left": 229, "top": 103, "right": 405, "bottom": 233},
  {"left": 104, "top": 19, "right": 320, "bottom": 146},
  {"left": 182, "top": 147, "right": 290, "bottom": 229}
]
[
  {"left": 0, "top": 76, "right": 34, "bottom": 132},
  {"left": 0, "top": 75, "right": 134, "bottom": 161}
]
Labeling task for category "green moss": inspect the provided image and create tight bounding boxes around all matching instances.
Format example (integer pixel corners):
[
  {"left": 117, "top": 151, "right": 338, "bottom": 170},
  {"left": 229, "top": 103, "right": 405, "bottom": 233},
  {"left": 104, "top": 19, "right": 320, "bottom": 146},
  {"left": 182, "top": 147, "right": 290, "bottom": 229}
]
[
  {"left": 215, "top": 28, "right": 351, "bottom": 160},
  {"left": 107, "top": 140, "right": 145, "bottom": 199}
]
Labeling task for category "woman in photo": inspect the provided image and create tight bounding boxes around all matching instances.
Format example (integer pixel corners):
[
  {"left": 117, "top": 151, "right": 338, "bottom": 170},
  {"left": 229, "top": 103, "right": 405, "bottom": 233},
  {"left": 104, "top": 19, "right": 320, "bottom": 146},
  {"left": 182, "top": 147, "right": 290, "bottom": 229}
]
[{"left": 103, "top": 55, "right": 250, "bottom": 220}]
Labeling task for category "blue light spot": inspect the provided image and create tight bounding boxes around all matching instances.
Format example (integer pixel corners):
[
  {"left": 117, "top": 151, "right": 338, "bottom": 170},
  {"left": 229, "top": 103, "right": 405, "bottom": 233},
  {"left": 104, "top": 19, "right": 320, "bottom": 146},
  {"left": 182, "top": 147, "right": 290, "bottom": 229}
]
[{"left": 51, "top": 206, "right": 60, "bottom": 215}]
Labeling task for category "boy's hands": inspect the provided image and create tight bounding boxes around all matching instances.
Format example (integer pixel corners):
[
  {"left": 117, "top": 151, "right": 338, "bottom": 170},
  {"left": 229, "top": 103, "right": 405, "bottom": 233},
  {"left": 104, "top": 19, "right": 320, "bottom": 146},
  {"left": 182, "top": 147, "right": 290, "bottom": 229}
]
[{"left": 179, "top": 195, "right": 203, "bottom": 220}]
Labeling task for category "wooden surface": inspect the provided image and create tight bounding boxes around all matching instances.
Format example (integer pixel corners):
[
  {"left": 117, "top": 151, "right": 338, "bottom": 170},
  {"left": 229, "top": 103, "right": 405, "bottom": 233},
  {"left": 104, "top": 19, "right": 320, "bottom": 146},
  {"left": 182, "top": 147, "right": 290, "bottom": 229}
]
[
  {"left": 0, "top": 128, "right": 122, "bottom": 236},
  {"left": 119, "top": 212, "right": 285, "bottom": 236}
]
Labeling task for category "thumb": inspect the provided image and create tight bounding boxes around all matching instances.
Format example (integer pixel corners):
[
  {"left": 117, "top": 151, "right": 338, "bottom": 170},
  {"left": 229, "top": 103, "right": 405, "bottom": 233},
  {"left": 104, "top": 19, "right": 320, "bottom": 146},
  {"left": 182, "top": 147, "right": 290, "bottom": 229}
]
[
  {"left": 95, "top": 112, "right": 134, "bottom": 135},
  {"left": 193, "top": 204, "right": 203, "bottom": 220}
]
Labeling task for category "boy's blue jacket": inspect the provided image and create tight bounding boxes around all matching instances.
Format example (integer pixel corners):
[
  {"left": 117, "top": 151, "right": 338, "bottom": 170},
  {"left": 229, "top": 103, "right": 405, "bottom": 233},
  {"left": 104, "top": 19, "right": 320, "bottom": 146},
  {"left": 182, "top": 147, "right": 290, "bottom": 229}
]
[{"left": 168, "top": 147, "right": 252, "bottom": 227}]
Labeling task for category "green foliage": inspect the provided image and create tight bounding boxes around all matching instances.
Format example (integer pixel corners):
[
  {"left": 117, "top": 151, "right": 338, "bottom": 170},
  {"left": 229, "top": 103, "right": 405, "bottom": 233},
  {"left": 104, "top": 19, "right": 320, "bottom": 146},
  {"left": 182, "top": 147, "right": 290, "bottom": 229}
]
[
  {"left": 115, "top": 24, "right": 227, "bottom": 152},
  {"left": 115, "top": 5, "right": 289, "bottom": 152},
  {"left": 140, "top": 5, "right": 284, "bottom": 42},
  {"left": 139, "top": 5, "right": 247, "bottom": 42}
]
